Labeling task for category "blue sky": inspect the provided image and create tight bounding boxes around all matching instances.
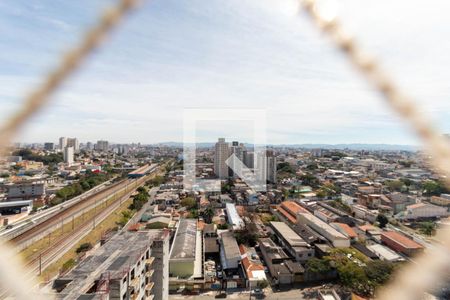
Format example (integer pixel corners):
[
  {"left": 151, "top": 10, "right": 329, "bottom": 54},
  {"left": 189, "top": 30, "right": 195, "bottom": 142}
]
[{"left": 1, "top": 0, "right": 450, "bottom": 145}]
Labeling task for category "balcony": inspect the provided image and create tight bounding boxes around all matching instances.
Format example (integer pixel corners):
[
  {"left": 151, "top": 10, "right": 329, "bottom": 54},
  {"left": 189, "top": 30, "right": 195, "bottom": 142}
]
[
  {"left": 146, "top": 269, "right": 155, "bottom": 278},
  {"left": 145, "top": 257, "right": 155, "bottom": 267}
]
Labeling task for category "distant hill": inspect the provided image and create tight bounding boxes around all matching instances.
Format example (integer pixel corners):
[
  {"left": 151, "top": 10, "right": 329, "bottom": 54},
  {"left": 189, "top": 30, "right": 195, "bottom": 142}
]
[{"left": 156, "top": 142, "right": 418, "bottom": 151}]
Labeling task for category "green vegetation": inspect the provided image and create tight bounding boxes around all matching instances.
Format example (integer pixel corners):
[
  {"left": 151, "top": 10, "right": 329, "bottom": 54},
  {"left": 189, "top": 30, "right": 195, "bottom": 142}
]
[
  {"left": 61, "top": 259, "right": 76, "bottom": 273},
  {"left": 306, "top": 258, "right": 333, "bottom": 274},
  {"left": 201, "top": 206, "right": 214, "bottom": 223},
  {"left": 129, "top": 186, "right": 149, "bottom": 210},
  {"left": 422, "top": 180, "right": 448, "bottom": 196},
  {"left": 221, "top": 180, "right": 233, "bottom": 194},
  {"left": 146, "top": 175, "right": 165, "bottom": 187},
  {"left": 277, "top": 162, "right": 296, "bottom": 175},
  {"left": 316, "top": 183, "right": 341, "bottom": 198},
  {"left": 328, "top": 199, "right": 352, "bottom": 213},
  {"left": 384, "top": 179, "right": 405, "bottom": 192},
  {"left": 299, "top": 173, "right": 319, "bottom": 188},
  {"left": 13, "top": 149, "right": 63, "bottom": 165},
  {"left": 320, "top": 248, "right": 396, "bottom": 296},
  {"left": 217, "top": 223, "right": 229, "bottom": 230},
  {"left": 75, "top": 242, "right": 93, "bottom": 254},
  {"left": 116, "top": 210, "right": 133, "bottom": 227},
  {"left": 234, "top": 225, "right": 258, "bottom": 246},
  {"left": 260, "top": 213, "right": 279, "bottom": 224},
  {"left": 52, "top": 172, "right": 111, "bottom": 206},
  {"left": 181, "top": 196, "right": 197, "bottom": 210},
  {"left": 418, "top": 221, "right": 436, "bottom": 236},
  {"left": 376, "top": 214, "right": 389, "bottom": 228}
]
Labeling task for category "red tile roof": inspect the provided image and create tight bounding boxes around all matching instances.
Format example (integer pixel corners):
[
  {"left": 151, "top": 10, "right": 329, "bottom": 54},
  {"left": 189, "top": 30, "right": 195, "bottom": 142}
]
[
  {"left": 281, "top": 201, "right": 309, "bottom": 215},
  {"left": 333, "top": 223, "right": 357, "bottom": 238},
  {"left": 382, "top": 231, "right": 423, "bottom": 249},
  {"left": 277, "top": 206, "right": 297, "bottom": 223}
]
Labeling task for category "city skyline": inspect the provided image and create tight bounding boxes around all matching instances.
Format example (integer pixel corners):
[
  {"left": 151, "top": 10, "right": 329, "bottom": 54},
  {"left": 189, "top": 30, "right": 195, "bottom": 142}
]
[{"left": 2, "top": 0, "right": 450, "bottom": 145}]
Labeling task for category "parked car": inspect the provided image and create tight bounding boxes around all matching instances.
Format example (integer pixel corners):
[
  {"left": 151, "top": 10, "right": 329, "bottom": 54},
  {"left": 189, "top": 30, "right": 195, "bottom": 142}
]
[
  {"left": 251, "top": 288, "right": 264, "bottom": 296},
  {"left": 215, "top": 292, "right": 227, "bottom": 298}
]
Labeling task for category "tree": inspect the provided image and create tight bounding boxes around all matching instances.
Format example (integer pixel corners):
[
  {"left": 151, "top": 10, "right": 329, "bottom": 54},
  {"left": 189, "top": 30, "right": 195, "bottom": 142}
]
[
  {"left": 181, "top": 197, "right": 197, "bottom": 210},
  {"left": 385, "top": 180, "right": 404, "bottom": 192},
  {"left": 201, "top": 206, "right": 214, "bottom": 223},
  {"left": 76, "top": 242, "right": 93, "bottom": 254},
  {"left": 422, "top": 180, "right": 447, "bottom": 196},
  {"left": 365, "top": 260, "right": 395, "bottom": 285},
  {"left": 419, "top": 221, "right": 436, "bottom": 236},
  {"left": 377, "top": 214, "right": 389, "bottom": 228},
  {"left": 235, "top": 226, "right": 258, "bottom": 246}
]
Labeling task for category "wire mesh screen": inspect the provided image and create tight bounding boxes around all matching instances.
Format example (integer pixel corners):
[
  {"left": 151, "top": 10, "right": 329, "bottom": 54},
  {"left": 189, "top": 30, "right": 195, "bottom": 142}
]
[{"left": 0, "top": 0, "right": 449, "bottom": 299}]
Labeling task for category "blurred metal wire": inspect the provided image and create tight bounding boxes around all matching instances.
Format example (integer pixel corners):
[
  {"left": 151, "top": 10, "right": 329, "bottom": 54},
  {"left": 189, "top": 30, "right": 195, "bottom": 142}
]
[
  {"left": 0, "top": 0, "right": 139, "bottom": 299},
  {"left": 0, "top": 0, "right": 449, "bottom": 299},
  {"left": 299, "top": 0, "right": 450, "bottom": 299}
]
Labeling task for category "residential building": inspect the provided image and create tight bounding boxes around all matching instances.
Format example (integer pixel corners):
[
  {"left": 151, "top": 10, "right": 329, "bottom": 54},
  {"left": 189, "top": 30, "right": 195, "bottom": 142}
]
[
  {"left": 214, "top": 138, "right": 230, "bottom": 179},
  {"left": 59, "top": 137, "right": 67, "bottom": 150},
  {"left": 403, "top": 203, "right": 448, "bottom": 220},
  {"left": 239, "top": 245, "right": 267, "bottom": 288},
  {"left": 63, "top": 146, "right": 74, "bottom": 165},
  {"left": 225, "top": 203, "right": 245, "bottom": 230},
  {"left": 219, "top": 231, "right": 241, "bottom": 271},
  {"left": 52, "top": 230, "right": 169, "bottom": 300},
  {"left": 266, "top": 150, "right": 277, "bottom": 183},
  {"left": 6, "top": 181, "right": 45, "bottom": 201},
  {"left": 67, "top": 138, "right": 79, "bottom": 153},
  {"left": 96, "top": 140, "right": 109, "bottom": 152}
]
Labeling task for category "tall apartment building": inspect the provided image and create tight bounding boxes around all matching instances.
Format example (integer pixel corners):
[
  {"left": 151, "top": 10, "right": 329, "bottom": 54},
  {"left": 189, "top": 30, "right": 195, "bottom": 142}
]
[
  {"left": 59, "top": 137, "right": 67, "bottom": 150},
  {"left": 67, "top": 138, "right": 79, "bottom": 153},
  {"left": 214, "top": 138, "right": 230, "bottom": 179},
  {"left": 96, "top": 140, "right": 109, "bottom": 152},
  {"left": 229, "top": 141, "right": 245, "bottom": 178},
  {"left": 243, "top": 150, "right": 254, "bottom": 169},
  {"left": 266, "top": 150, "right": 277, "bottom": 183},
  {"left": 53, "top": 230, "right": 170, "bottom": 300},
  {"left": 63, "top": 146, "right": 74, "bottom": 165}
]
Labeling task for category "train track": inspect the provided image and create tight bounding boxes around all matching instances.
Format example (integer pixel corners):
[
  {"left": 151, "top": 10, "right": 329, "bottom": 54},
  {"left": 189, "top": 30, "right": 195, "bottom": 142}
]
[
  {"left": 0, "top": 169, "right": 159, "bottom": 299},
  {"left": 9, "top": 179, "right": 134, "bottom": 250}
]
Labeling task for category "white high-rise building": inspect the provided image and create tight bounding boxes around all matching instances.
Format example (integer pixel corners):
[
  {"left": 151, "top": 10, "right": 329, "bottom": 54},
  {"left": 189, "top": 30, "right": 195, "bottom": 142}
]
[
  {"left": 214, "top": 138, "right": 230, "bottom": 179},
  {"left": 96, "top": 140, "right": 109, "bottom": 152},
  {"left": 63, "top": 146, "right": 74, "bottom": 165},
  {"left": 67, "top": 138, "right": 79, "bottom": 153},
  {"left": 59, "top": 137, "right": 67, "bottom": 150}
]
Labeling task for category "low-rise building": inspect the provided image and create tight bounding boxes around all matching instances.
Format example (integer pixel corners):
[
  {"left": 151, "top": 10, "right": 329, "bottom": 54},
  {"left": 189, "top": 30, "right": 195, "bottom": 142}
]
[
  {"left": 381, "top": 231, "right": 424, "bottom": 257},
  {"left": 297, "top": 213, "right": 350, "bottom": 248},
  {"left": 270, "top": 221, "right": 314, "bottom": 262},
  {"left": 403, "top": 203, "right": 448, "bottom": 220}
]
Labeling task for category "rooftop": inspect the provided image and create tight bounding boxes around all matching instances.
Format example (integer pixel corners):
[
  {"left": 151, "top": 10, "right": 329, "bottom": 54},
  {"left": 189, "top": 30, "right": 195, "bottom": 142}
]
[
  {"left": 382, "top": 231, "right": 423, "bottom": 250},
  {"left": 270, "top": 221, "right": 308, "bottom": 247},
  {"left": 169, "top": 218, "right": 197, "bottom": 260}
]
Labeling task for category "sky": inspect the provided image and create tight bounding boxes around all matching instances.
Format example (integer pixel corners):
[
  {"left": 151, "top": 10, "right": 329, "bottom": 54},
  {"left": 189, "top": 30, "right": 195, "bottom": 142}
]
[{"left": 1, "top": 0, "right": 450, "bottom": 145}]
